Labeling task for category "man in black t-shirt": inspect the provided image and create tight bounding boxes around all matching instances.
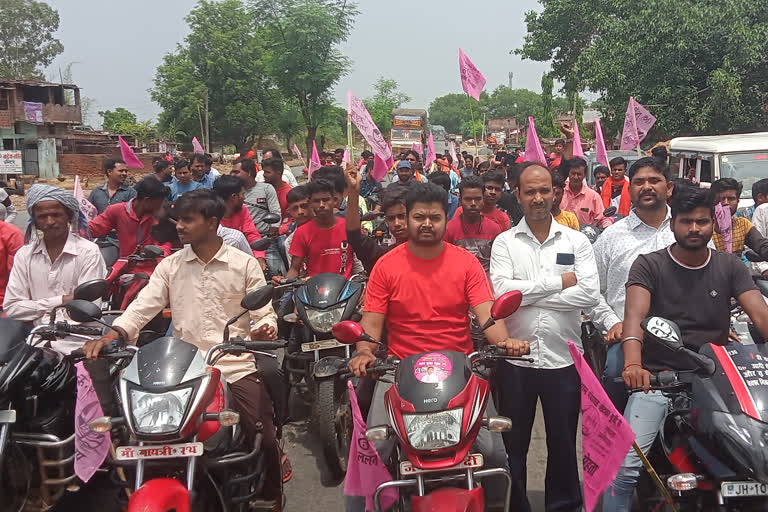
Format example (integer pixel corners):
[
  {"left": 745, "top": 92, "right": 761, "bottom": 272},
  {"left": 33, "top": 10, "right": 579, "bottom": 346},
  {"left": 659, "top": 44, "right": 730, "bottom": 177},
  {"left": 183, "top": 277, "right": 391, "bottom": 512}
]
[{"left": 603, "top": 187, "right": 768, "bottom": 511}]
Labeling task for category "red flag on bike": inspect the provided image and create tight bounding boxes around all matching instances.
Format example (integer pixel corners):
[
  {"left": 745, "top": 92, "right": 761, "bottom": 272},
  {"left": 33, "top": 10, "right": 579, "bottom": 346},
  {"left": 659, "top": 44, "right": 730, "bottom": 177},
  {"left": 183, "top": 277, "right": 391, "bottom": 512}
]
[{"left": 568, "top": 341, "right": 635, "bottom": 511}]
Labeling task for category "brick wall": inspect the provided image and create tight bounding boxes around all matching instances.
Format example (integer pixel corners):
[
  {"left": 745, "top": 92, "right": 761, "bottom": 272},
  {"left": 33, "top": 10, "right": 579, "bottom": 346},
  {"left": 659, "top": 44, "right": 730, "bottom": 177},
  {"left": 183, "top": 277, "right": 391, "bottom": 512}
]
[{"left": 58, "top": 153, "right": 157, "bottom": 177}]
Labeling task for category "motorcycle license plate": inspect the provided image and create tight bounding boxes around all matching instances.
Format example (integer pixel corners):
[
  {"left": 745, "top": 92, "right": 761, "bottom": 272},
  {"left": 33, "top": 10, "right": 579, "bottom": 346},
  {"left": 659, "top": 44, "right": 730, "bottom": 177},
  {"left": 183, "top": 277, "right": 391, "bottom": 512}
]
[
  {"left": 721, "top": 481, "right": 768, "bottom": 498},
  {"left": 301, "top": 339, "right": 346, "bottom": 352},
  {"left": 399, "top": 453, "right": 484, "bottom": 475},
  {"left": 114, "top": 442, "right": 204, "bottom": 461}
]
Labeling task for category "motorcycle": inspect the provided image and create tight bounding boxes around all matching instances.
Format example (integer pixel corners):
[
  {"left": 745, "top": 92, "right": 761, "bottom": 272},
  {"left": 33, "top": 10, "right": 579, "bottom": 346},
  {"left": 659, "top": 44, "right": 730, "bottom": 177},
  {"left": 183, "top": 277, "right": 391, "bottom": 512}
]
[
  {"left": 621, "top": 316, "right": 768, "bottom": 511},
  {"left": 74, "top": 287, "right": 288, "bottom": 512},
  {"left": 331, "top": 290, "right": 532, "bottom": 512},
  {"left": 263, "top": 274, "right": 365, "bottom": 480},
  {"left": 0, "top": 281, "right": 132, "bottom": 512}
]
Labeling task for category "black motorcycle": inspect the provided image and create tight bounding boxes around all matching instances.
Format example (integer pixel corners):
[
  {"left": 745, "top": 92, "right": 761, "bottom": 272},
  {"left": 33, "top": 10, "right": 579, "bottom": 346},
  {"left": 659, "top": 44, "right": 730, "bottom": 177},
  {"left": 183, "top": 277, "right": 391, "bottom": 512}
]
[
  {"left": 0, "top": 280, "right": 132, "bottom": 511},
  {"left": 263, "top": 273, "right": 365, "bottom": 480},
  {"left": 624, "top": 316, "right": 768, "bottom": 511}
]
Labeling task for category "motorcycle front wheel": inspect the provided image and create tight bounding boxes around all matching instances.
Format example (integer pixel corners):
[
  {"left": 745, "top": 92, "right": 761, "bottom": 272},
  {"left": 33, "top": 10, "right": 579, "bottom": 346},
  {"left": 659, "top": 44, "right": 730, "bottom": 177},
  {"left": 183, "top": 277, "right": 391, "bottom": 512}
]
[
  {"left": 0, "top": 441, "right": 31, "bottom": 512},
  {"left": 314, "top": 378, "right": 352, "bottom": 483}
]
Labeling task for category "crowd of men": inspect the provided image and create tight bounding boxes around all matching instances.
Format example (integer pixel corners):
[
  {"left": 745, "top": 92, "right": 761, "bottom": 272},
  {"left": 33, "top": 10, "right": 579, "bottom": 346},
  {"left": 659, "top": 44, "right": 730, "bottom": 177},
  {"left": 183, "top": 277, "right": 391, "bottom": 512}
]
[{"left": 3, "top": 136, "right": 768, "bottom": 511}]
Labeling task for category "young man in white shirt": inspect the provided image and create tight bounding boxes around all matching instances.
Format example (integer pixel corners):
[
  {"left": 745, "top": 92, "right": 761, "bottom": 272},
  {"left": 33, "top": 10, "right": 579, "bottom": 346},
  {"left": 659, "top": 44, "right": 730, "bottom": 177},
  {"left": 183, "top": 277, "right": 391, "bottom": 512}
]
[{"left": 490, "top": 162, "right": 600, "bottom": 512}]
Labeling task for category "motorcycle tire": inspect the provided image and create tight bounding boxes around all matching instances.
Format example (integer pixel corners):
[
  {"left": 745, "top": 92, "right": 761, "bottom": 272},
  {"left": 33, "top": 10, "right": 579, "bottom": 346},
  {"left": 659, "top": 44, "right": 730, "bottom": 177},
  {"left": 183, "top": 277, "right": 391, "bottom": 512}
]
[
  {"left": 314, "top": 378, "right": 352, "bottom": 483},
  {"left": 0, "top": 441, "right": 31, "bottom": 512}
]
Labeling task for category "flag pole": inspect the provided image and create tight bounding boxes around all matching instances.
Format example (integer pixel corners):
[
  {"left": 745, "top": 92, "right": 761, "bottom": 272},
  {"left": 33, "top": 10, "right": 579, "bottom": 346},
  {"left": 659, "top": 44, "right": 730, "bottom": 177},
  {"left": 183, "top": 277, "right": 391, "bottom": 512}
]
[
  {"left": 632, "top": 442, "right": 681, "bottom": 512},
  {"left": 630, "top": 97, "right": 643, "bottom": 158},
  {"left": 347, "top": 113, "right": 354, "bottom": 157},
  {"left": 467, "top": 94, "right": 479, "bottom": 160}
]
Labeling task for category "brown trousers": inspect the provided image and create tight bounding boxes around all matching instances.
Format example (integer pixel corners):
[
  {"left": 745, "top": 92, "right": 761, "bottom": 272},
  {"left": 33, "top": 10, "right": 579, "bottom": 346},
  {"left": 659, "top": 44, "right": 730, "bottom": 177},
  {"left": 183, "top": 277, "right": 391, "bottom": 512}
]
[{"left": 229, "top": 372, "right": 280, "bottom": 501}]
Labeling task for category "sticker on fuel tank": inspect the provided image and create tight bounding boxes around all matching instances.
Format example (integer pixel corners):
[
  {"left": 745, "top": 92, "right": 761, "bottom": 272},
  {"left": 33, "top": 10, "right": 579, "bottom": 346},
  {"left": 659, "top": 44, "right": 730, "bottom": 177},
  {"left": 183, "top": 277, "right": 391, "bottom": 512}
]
[{"left": 413, "top": 353, "right": 452, "bottom": 383}]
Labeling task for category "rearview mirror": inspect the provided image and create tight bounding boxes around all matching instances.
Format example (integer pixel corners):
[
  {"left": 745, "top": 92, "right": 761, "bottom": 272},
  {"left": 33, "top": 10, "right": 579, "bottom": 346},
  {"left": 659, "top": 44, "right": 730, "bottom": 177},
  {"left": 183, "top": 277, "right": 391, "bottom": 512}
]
[
  {"left": 332, "top": 320, "right": 364, "bottom": 344},
  {"left": 142, "top": 245, "right": 164, "bottom": 259},
  {"left": 491, "top": 291, "right": 523, "bottom": 320},
  {"left": 65, "top": 299, "right": 103, "bottom": 323},
  {"left": 261, "top": 213, "right": 281, "bottom": 225},
  {"left": 73, "top": 280, "right": 109, "bottom": 302},
  {"left": 641, "top": 317, "right": 683, "bottom": 351},
  {"left": 241, "top": 285, "right": 274, "bottom": 311},
  {"left": 603, "top": 206, "right": 617, "bottom": 217},
  {"left": 250, "top": 238, "right": 272, "bottom": 252}
]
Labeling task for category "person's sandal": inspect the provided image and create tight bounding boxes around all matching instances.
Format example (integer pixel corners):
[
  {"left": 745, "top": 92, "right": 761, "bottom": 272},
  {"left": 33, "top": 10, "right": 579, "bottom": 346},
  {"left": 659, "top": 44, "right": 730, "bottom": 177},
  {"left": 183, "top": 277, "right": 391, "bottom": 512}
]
[{"left": 281, "top": 452, "right": 293, "bottom": 483}]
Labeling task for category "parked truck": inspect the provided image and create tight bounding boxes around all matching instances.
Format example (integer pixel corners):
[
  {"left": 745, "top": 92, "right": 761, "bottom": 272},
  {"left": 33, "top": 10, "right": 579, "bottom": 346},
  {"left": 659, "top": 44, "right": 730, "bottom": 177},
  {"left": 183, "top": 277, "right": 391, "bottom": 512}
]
[{"left": 390, "top": 108, "right": 427, "bottom": 156}]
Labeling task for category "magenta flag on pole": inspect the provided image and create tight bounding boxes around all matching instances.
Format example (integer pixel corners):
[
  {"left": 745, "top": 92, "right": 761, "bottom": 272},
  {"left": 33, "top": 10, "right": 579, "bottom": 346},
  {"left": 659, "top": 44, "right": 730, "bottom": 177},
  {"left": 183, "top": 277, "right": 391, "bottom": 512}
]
[
  {"left": 425, "top": 132, "right": 436, "bottom": 168},
  {"left": 343, "top": 380, "right": 397, "bottom": 512},
  {"left": 411, "top": 142, "right": 423, "bottom": 157},
  {"left": 192, "top": 136, "right": 205, "bottom": 154},
  {"left": 342, "top": 148, "right": 350, "bottom": 164},
  {"left": 620, "top": 97, "right": 657, "bottom": 150},
  {"left": 309, "top": 141, "right": 322, "bottom": 178},
  {"left": 292, "top": 144, "right": 303, "bottom": 161},
  {"left": 568, "top": 341, "right": 635, "bottom": 512},
  {"left": 523, "top": 117, "right": 548, "bottom": 167},
  {"left": 371, "top": 153, "right": 389, "bottom": 182},
  {"left": 715, "top": 202, "right": 733, "bottom": 253},
  {"left": 74, "top": 176, "right": 98, "bottom": 222},
  {"left": 572, "top": 120, "right": 584, "bottom": 159},
  {"left": 594, "top": 118, "right": 609, "bottom": 167},
  {"left": 449, "top": 141, "right": 459, "bottom": 167},
  {"left": 458, "top": 48, "right": 486, "bottom": 101},
  {"left": 118, "top": 136, "right": 144, "bottom": 168},
  {"left": 347, "top": 91, "right": 392, "bottom": 161},
  {"left": 386, "top": 143, "right": 395, "bottom": 169},
  {"left": 74, "top": 362, "right": 110, "bottom": 483}
]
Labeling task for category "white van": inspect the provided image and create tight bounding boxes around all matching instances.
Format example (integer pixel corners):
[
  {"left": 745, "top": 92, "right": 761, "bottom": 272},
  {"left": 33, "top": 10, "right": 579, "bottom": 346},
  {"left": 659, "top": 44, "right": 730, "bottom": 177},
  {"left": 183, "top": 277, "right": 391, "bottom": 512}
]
[{"left": 669, "top": 132, "right": 768, "bottom": 208}]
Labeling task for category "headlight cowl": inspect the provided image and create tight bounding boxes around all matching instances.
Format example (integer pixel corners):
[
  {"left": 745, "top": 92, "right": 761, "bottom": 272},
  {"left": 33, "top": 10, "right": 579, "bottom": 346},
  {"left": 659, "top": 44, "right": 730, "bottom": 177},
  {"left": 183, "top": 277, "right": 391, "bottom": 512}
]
[
  {"left": 129, "top": 387, "right": 193, "bottom": 434},
  {"left": 403, "top": 408, "right": 463, "bottom": 451}
]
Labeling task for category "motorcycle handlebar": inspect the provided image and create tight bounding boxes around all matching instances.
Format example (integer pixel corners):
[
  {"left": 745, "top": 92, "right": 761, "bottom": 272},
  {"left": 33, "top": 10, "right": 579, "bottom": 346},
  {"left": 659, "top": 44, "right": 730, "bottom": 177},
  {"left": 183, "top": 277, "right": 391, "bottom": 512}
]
[
  {"left": 54, "top": 322, "right": 103, "bottom": 336},
  {"left": 69, "top": 346, "right": 133, "bottom": 361},
  {"left": 238, "top": 340, "right": 289, "bottom": 351}
]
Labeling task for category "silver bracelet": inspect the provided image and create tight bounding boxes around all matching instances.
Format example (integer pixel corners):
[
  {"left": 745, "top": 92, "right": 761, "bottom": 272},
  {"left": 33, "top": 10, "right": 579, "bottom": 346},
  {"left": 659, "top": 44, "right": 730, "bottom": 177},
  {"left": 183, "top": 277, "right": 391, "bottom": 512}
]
[{"left": 620, "top": 336, "right": 643, "bottom": 346}]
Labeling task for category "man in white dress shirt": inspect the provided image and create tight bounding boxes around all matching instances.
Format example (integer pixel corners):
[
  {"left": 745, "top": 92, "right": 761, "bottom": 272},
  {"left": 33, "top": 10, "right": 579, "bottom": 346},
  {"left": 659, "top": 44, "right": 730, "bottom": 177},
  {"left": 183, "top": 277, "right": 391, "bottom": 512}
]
[{"left": 490, "top": 162, "right": 600, "bottom": 512}]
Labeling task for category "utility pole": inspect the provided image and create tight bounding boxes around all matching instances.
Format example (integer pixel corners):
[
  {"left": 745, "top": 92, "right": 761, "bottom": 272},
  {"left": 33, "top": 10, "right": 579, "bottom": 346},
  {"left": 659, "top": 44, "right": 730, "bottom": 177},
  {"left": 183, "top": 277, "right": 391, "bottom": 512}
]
[
  {"left": 508, "top": 72, "right": 513, "bottom": 89},
  {"left": 204, "top": 87, "right": 210, "bottom": 152}
]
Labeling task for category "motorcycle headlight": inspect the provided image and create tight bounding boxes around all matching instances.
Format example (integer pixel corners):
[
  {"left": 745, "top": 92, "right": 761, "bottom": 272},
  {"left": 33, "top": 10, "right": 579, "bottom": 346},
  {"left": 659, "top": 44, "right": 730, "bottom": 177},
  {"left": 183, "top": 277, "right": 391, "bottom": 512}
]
[
  {"left": 305, "top": 307, "right": 345, "bottom": 333},
  {"left": 129, "top": 387, "right": 193, "bottom": 434},
  {"left": 403, "top": 408, "right": 462, "bottom": 450}
]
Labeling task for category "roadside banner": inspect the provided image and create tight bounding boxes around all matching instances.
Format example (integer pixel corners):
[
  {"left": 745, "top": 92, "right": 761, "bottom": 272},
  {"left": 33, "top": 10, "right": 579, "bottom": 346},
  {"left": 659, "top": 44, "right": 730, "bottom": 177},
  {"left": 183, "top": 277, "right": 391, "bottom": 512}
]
[
  {"left": 458, "top": 48, "right": 486, "bottom": 101},
  {"left": 425, "top": 132, "right": 436, "bottom": 168},
  {"left": 192, "top": 136, "right": 205, "bottom": 154},
  {"left": 309, "top": 140, "right": 322, "bottom": 178},
  {"left": 523, "top": 117, "right": 548, "bottom": 167},
  {"left": 23, "top": 102, "right": 43, "bottom": 124},
  {"left": 572, "top": 120, "right": 585, "bottom": 159},
  {"left": 74, "top": 362, "right": 110, "bottom": 483},
  {"left": 568, "top": 341, "right": 635, "bottom": 511},
  {"left": 74, "top": 175, "right": 98, "bottom": 222},
  {"left": 594, "top": 119, "right": 610, "bottom": 167},
  {"left": 620, "top": 97, "right": 656, "bottom": 151},
  {"left": 347, "top": 91, "right": 392, "bottom": 162},
  {"left": 118, "top": 135, "right": 143, "bottom": 168}
]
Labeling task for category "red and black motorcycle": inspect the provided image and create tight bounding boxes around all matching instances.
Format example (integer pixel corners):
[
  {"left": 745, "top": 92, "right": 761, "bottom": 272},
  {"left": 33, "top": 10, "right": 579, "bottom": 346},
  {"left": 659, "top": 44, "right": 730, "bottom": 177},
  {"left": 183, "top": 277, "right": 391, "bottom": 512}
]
[{"left": 332, "top": 290, "right": 531, "bottom": 512}]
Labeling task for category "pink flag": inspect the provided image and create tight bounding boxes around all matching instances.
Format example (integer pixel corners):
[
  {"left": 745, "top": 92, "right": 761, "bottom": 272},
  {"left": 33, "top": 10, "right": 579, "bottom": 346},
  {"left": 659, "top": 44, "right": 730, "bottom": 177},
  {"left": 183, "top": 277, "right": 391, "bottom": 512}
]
[
  {"left": 308, "top": 140, "right": 322, "bottom": 178},
  {"left": 425, "top": 132, "right": 436, "bottom": 168},
  {"left": 568, "top": 341, "right": 635, "bottom": 512},
  {"left": 343, "top": 148, "right": 350, "bottom": 164},
  {"left": 523, "top": 117, "right": 548, "bottom": 167},
  {"left": 572, "top": 120, "right": 584, "bottom": 159},
  {"left": 347, "top": 91, "right": 392, "bottom": 161},
  {"left": 715, "top": 202, "right": 733, "bottom": 253},
  {"left": 292, "top": 144, "right": 303, "bottom": 161},
  {"left": 449, "top": 141, "right": 459, "bottom": 168},
  {"left": 458, "top": 48, "right": 486, "bottom": 101},
  {"left": 594, "top": 118, "right": 610, "bottom": 167},
  {"left": 192, "top": 136, "right": 205, "bottom": 154},
  {"left": 620, "top": 97, "right": 657, "bottom": 151},
  {"left": 411, "top": 142, "right": 423, "bottom": 155},
  {"left": 74, "top": 175, "right": 98, "bottom": 222},
  {"left": 371, "top": 153, "right": 389, "bottom": 182},
  {"left": 118, "top": 135, "right": 143, "bottom": 168},
  {"left": 343, "top": 380, "right": 397, "bottom": 511},
  {"left": 74, "top": 362, "right": 111, "bottom": 483}
]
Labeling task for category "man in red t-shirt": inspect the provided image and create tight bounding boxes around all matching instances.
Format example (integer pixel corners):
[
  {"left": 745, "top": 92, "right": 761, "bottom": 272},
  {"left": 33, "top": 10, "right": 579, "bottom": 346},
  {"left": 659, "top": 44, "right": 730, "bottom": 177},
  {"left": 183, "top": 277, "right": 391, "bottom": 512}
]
[
  {"left": 0, "top": 221, "right": 23, "bottom": 307},
  {"left": 444, "top": 175, "right": 502, "bottom": 272},
  {"left": 262, "top": 156, "right": 293, "bottom": 223},
  {"left": 213, "top": 175, "right": 267, "bottom": 269},
  {"left": 452, "top": 170, "right": 511, "bottom": 232},
  {"left": 282, "top": 178, "right": 354, "bottom": 280}
]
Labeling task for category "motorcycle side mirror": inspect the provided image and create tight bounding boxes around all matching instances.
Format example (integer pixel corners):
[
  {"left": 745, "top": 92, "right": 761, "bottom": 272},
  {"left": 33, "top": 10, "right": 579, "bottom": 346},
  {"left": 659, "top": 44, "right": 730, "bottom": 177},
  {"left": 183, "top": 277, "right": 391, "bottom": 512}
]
[
  {"left": 73, "top": 279, "right": 109, "bottom": 302},
  {"left": 241, "top": 285, "right": 274, "bottom": 311},
  {"left": 142, "top": 245, "right": 164, "bottom": 259},
  {"left": 603, "top": 206, "right": 617, "bottom": 217},
  {"left": 65, "top": 299, "right": 104, "bottom": 323},
  {"left": 261, "top": 212, "right": 281, "bottom": 225},
  {"left": 641, "top": 317, "right": 683, "bottom": 351},
  {"left": 480, "top": 291, "right": 523, "bottom": 331},
  {"left": 250, "top": 238, "right": 272, "bottom": 251},
  {"left": 332, "top": 320, "right": 381, "bottom": 345}
]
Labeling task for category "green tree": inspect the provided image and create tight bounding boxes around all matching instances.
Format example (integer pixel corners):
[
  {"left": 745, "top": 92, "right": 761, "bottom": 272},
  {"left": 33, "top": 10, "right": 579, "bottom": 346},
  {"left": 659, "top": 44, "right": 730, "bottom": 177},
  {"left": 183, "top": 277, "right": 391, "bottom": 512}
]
[
  {"left": 254, "top": 0, "right": 359, "bottom": 157},
  {"left": 364, "top": 77, "right": 411, "bottom": 136},
  {"left": 99, "top": 108, "right": 138, "bottom": 133},
  {"left": 428, "top": 93, "right": 485, "bottom": 136},
  {"left": 536, "top": 73, "right": 560, "bottom": 138},
  {"left": 485, "top": 86, "right": 543, "bottom": 124},
  {"left": 517, "top": 0, "right": 768, "bottom": 137},
  {"left": 0, "top": 0, "right": 63, "bottom": 79},
  {"left": 152, "top": 0, "right": 281, "bottom": 149}
]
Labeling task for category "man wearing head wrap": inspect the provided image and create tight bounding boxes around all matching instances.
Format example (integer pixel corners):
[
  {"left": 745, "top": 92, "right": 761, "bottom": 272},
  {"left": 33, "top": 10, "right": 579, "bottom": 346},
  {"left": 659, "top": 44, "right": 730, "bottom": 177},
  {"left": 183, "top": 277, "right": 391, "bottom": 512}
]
[{"left": 3, "top": 184, "right": 106, "bottom": 354}]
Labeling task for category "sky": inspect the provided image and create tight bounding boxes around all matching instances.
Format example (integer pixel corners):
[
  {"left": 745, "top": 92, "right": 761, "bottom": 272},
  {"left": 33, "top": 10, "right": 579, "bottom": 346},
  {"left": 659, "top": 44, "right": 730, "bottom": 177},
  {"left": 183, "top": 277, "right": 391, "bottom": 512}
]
[{"left": 45, "top": 0, "right": 551, "bottom": 127}]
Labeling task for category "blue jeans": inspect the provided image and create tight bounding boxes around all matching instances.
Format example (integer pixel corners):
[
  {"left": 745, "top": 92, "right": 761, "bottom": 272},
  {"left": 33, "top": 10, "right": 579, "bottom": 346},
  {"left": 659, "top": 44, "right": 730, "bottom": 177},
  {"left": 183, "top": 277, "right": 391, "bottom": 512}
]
[
  {"left": 266, "top": 236, "right": 286, "bottom": 276},
  {"left": 603, "top": 344, "right": 629, "bottom": 413},
  {"left": 602, "top": 391, "right": 669, "bottom": 512}
]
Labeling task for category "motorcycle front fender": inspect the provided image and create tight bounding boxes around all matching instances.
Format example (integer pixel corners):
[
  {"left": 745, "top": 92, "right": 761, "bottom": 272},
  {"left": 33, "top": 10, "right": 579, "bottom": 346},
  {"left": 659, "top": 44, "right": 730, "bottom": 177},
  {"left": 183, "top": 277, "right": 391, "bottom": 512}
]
[
  {"left": 128, "top": 477, "right": 190, "bottom": 512},
  {"left": 313, "top": 356, "right": 346, "bottom": 379},
  {"left": 410, "top": 486, "right": 484, "bottom": 512}
]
